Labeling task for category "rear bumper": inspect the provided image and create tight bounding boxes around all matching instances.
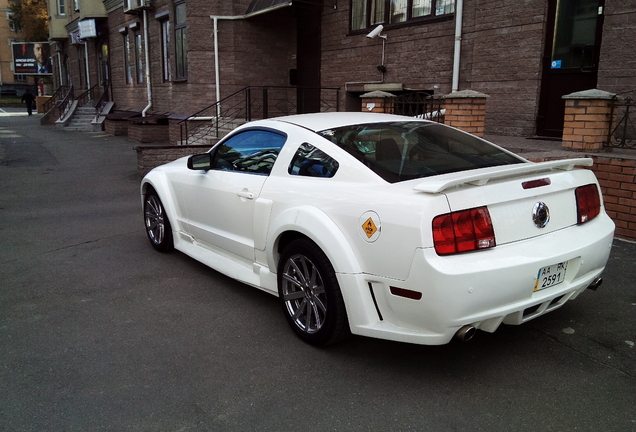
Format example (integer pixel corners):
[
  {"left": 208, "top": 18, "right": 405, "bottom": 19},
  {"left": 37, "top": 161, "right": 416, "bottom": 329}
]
[{"left": 342, "top": 214, "right": 615, "bottom": 345}]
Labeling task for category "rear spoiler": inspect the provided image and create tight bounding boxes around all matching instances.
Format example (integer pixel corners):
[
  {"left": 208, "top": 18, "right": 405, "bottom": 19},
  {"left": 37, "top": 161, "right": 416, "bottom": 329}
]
[{"left": 413, "top": 158, "right": 593, "bottom": 194}]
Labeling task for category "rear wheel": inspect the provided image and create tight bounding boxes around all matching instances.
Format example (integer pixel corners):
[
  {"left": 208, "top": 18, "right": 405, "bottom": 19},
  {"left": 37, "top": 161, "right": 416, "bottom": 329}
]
[
  {"left": 278, "top": 238, "right": 350, "bottom": 346},
  {"left": 144, "top": 189, "right": 174, "bottom": 252}
]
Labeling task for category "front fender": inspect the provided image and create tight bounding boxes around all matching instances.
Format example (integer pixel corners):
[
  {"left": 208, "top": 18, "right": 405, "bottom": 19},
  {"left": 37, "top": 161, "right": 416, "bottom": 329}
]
[
  {"left": 265, "top": 205, "right": 362, "bottom": 275},
  {"left": 140, "top": 162, "right": 189, "bottom": 242}
]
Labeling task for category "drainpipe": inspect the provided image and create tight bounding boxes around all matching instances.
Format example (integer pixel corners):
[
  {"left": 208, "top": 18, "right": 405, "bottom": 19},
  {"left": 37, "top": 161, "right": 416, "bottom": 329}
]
[
  {"left": 210, "top": 2, "right": 292, "bottom": 112},
  {"left": 213, "top": 17, "right": 221, "bottom": 117},
  {"left": 58, "top": 51, "right": 63, "bottom": 87},
  {"left": 142, "top": 9, "right": 152, "bottom": 117},
  {"left": 451, "top": 0, "right": 464, "bottom": 92},
  {"left": 85, "top": 43, "right": 91, "bottom": 90}
]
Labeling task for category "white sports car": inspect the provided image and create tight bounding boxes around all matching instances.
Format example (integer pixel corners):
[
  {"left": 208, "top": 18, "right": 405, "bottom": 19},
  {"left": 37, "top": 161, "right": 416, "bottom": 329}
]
[{"left": 141, "top": 112, "right": 614, "bottom": 346}]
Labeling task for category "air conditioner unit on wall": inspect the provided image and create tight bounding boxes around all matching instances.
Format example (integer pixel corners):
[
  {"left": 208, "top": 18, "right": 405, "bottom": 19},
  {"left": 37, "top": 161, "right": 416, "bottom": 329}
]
[{"left": 124, "top": 0, "right": 150, "bottom": 13}]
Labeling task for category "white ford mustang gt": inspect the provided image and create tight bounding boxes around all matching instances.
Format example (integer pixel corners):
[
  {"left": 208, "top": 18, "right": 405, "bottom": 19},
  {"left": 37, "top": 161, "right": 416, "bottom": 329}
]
[{"left": 141, "top": 112, "right": 614, "bottom": 346}]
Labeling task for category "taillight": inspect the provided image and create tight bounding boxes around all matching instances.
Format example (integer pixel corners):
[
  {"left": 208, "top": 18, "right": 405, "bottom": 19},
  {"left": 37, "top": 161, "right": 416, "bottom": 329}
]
[
  {"left": 433, "top": 206, "right": 496, "bottom": 255},
  {"left": 575, "top": 184, "right": 601, "bottom": 224}
]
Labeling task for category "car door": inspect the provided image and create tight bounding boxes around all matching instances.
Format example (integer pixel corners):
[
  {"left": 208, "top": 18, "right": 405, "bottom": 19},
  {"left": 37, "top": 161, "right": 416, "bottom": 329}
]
[{"left": 184, "top": 129, "right": 286, "bottom": 262}]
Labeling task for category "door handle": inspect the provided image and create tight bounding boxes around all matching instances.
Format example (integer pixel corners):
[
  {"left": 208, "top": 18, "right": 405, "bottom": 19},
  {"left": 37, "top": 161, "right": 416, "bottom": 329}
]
[{"left": 237, "top": 190, "right": 255, "bottom": 199}]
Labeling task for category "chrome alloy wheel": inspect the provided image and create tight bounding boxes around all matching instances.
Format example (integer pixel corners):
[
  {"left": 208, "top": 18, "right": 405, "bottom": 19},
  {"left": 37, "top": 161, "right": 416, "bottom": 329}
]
[
  {"left": 281, "top": 253, "right": 328, "bottom": 334},
  {"left": 145, "top": 194, "right": 166, "bottom": 245}
]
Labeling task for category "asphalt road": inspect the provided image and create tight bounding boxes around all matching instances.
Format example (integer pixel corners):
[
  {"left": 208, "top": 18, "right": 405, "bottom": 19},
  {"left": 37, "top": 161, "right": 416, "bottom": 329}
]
[{"left": 1, "top": 109, "right": 635, "bottom": 431}]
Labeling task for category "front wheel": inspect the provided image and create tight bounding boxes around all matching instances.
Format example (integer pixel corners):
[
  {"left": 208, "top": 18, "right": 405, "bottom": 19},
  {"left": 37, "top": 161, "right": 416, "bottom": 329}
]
[
  {"left": 144, "top": 189, "right": 174, "bottom": 252},
  {"left": 278, "top": 239, "right": 350, "bottom": 346}
]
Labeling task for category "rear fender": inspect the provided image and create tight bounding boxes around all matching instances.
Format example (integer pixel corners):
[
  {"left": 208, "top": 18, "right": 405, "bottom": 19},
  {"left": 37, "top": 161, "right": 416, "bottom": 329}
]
[{"left": 265, "top": 205, "right": 362, "bottom": 275}]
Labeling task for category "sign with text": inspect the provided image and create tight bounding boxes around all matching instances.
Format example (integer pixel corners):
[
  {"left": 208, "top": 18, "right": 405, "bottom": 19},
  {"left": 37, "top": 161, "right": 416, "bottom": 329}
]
[{"left": 12, "top": 42, "right": 52, "bottom": 75}]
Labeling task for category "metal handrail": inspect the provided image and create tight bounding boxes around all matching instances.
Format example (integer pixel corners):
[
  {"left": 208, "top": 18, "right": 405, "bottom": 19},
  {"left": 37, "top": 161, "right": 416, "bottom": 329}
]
[
  {"left": 42, "top": 85, "right": 70, "bottom": 113},
  {"left": 94, "top": 87, "right": 110, "bottom": 120},
  {"left": 75, "top": 85, "right": 99, "bottom": 108},
  {"left": 179, "top": 85, "right": 340, "bottom": 145},
  {"left": 606, "top": 95, "right": 635, "bottom": 149},
  {"left": 56, "top": 86, "right": 75, "bottom": 120}
]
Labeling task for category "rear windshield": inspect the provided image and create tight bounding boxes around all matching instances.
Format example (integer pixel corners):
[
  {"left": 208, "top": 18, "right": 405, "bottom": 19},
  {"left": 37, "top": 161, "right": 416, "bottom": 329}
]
[{"left": 318, "top": 122, "right": 524, "bottom": 183}]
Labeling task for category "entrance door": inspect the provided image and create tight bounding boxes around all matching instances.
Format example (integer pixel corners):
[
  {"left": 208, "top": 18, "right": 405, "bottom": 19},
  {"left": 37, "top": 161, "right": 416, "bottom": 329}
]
[
  {"left": 536, "top": 0, "right": 605, "bottom": 137},
  {"left": 296, "top": 0, "right": 322, "bottom": 113}
]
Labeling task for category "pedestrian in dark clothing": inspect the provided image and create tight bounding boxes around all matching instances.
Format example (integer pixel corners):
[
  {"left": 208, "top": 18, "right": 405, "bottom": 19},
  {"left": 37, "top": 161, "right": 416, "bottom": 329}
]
[{"left": 21, "top": 90, "right": 35, "bottom": 116}]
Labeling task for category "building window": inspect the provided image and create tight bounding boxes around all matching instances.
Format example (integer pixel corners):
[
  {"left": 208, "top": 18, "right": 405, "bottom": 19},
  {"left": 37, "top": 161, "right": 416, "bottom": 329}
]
[
  {"left": 351, "top": 0, "right": 454, "bottom": 31},
  {"left": 7, "top": 12, "right": 21, "bottom": 32},
  {"left": 14, "top": 74, "right": 27, "bottom": 83},
  {"left": 123, "top": 32, "right": 132, "bottom": 84},
  {"left": 57, "top": 0, "right": 65, "bottom": 16},
  {"left": 134, "top": 31, "right": 143, "bottom": 83},
  {"left": 73, "top": 0, "right": 79, "bottom": 11},
  {"left": 174, "top": 1, "right": 187, "bottom": 79},
  {"left": 160, "top": 19, "right": 171, "bottom": 82}
]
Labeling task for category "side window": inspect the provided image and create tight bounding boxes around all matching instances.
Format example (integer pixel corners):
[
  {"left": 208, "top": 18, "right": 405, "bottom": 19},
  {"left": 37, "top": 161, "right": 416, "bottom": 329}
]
[
  {"left": 288, "top": 143, "right": 339, "bottom": 178},
  {"left": 211, "top": 130, "right": 286, "bottom": 175}
]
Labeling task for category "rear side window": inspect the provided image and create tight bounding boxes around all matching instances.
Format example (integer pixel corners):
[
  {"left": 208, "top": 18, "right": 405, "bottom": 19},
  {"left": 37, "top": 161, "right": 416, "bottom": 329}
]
[
  {"left": 211, "top": 129, "right": 286, "bottom": 175},
  {"left": 288, "top": 143, "right": 339, "bottom": 178},
  {"left": 318, "top": 122, "right": 523, "bottom": 183}
]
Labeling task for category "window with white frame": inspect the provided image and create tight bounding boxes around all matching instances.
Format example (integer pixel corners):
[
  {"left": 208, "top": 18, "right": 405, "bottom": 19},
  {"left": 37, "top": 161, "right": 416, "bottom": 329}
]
[
  {"left": 351, "top": 0, "right": 454, "bottom": 31},
  {"left": 57, "top": 0, "right": 66, "bottom": 16},
  {"left": 7, "top": 12, "right": 21, "bottom": 32},
  {"left": 73, "top": 0, "right": 79, "bottom": 11},
  {"left": 134, "top": 30, "right": 143, "bottom": 84},
  {"left": 174, "top": 1, "right": 187, "bottom": 79},
  {"left": 160, "top": 19, "right": 171, "bottom": 82},
  {"left": 123, "top": 32, "right": 132, "bottom": 84}
]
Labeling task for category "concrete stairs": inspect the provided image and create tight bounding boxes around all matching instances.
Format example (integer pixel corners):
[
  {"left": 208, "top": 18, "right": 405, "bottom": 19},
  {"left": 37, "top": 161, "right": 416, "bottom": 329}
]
[{"left": 64, "top": 106, "right": 96, "bottom": 132}]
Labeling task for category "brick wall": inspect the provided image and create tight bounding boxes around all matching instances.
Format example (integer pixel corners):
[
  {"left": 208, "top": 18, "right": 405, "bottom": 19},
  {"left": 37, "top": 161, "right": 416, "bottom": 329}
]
[
  {"left": 135, "top": 144, "right": 217, "bottom": 177},
  {"left": 530, "top": 155, "right": 636, "bottom": 242},
  {"left": 597, "top": 2, "right": 636, "bottom": 95},
  {"left": 108, "top": 1, "right": 296, "bottom": 118},
  {"left": 104, "top": 119, "right": 129, "bottom": 136},
  {"left": 593, "top": 157, "right": 636, "bottom": 242},
  {"left": 443, "top": 93, "right": 487, "bottom": 137},
  {"left": 128, "top": 123, "right": 170, "bottom": 143}
]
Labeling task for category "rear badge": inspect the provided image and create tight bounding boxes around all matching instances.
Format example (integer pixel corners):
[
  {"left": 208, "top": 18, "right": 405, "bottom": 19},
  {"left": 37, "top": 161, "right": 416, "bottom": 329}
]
[{"left": 532, "top": 202, "right": 550, "bottom": 228}]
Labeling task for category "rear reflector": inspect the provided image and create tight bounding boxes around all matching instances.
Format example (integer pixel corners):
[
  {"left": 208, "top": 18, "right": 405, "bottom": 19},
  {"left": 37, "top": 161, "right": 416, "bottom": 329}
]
[
  {"left": 390, "top": 286, "right": 422, "bottom": 300},
  {"left": 575, "top": 184, "right": 601, "bottom": 224},
  {"left": 433, "top": 206, "right": 496, "bottom": 255}
]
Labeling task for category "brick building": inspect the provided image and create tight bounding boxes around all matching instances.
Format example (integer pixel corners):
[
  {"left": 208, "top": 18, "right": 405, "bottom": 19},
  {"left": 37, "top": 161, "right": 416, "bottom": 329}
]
[{"left": 47, "top": 0, "right": 635, "bottom": 138}]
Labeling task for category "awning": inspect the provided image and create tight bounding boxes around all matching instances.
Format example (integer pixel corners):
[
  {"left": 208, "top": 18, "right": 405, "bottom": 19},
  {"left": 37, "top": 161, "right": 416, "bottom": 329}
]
[{"left": 245, "top": 0, "right": 293, "bottom": 16}]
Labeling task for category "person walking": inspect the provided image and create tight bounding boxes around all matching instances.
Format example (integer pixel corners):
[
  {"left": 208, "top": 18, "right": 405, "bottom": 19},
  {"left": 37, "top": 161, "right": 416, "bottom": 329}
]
[{"left": 21, "top": 89, "right": 35, "bottom": 116}]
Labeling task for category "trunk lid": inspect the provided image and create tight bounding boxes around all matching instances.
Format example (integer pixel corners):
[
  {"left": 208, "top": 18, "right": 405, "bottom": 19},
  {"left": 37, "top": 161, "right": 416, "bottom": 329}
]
[{"left": 414, "top": 159, "right": 599, "bottom": 245}]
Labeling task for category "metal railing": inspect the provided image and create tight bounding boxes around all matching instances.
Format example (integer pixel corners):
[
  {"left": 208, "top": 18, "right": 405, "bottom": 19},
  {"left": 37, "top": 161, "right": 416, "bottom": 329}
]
[
  {"left": 57, "top": 86, "right": 75, "bottom": 120},
  {"left": 42, "top": 85, "right": 70, "bottom": 113},
  {"left": 607, "top": 95, "right": 635, "bottom": 149},
  {"left": 93, "top": 87, "right": 110, "bottom": 121},
  {"left": 390, "top": 92, "right": 444, "bottom": 123},
  {"left": 179, "top": 86, "right": 340, "bottom": 145},
  {"left": 75, "top": 85, "right": 100, "bottom": 108}
]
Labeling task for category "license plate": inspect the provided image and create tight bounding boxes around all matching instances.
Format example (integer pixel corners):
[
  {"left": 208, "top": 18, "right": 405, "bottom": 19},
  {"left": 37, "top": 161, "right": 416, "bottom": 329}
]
[{"left": 534, "top": 261, "right": 568, "bottom": 292}]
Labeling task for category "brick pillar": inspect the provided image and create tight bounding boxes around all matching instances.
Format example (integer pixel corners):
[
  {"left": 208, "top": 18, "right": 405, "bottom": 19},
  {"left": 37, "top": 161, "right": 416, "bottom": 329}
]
[
  {"left": 360, "top": 90, "right": 396, "bottom": 113},
  {"left": 562, "top": 89, "right": 616, "bottom": 152},
  {"left": 443, "top": 90, "right": 489, "bottom": 137}
]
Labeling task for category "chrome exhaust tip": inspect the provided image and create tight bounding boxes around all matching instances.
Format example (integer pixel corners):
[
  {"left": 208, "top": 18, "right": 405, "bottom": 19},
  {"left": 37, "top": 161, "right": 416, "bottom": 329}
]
[
  {"left": 455, "top": 325, "right": 476, "bottom": 342},
  {"left": 587, "top": 277, "right": 603, "bottom": 291}
]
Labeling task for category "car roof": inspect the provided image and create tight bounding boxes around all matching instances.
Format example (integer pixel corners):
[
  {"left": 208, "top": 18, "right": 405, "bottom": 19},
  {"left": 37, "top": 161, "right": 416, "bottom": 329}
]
[{"left": 268, "top": 112, "right": 429, "bottom": 132}]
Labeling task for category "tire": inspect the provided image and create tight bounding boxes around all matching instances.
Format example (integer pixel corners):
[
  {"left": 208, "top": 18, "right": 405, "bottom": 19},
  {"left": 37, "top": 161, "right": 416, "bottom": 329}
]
[
  {"left": 278, "top": 238, "right": 350, "bottom": 346},
  {"left": 144, "top": 189, "right": 174, "bottom": 252}
]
